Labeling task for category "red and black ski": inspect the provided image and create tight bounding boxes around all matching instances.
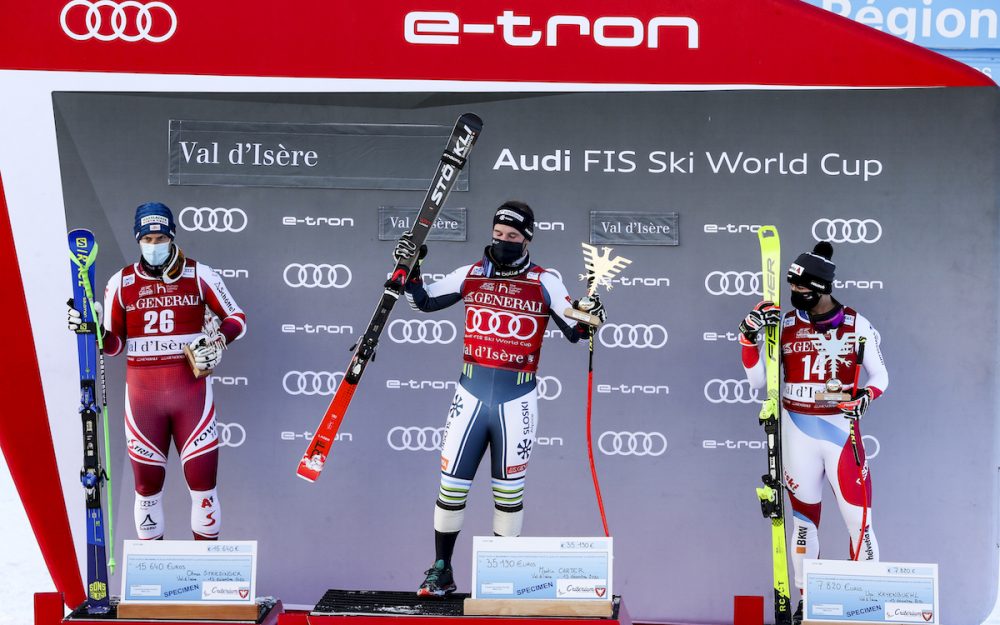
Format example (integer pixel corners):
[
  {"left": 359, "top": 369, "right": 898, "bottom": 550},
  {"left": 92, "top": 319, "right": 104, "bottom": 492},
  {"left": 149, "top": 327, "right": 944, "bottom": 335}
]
[{"left": 296, "top": 112, "right": 483, "bottom": 482}]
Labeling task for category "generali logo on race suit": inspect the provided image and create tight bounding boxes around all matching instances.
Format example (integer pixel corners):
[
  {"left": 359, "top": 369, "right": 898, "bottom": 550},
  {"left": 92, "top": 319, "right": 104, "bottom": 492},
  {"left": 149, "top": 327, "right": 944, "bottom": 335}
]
[{"left": 404, "top": 10, "right": 700, "bottom": 49}]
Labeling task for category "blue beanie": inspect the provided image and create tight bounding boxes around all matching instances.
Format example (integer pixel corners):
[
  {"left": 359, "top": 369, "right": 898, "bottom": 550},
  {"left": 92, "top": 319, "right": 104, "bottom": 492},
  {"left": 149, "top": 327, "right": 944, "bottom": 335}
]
[{"left": 134, "top": 202, "right": 176, "bottom": 240}]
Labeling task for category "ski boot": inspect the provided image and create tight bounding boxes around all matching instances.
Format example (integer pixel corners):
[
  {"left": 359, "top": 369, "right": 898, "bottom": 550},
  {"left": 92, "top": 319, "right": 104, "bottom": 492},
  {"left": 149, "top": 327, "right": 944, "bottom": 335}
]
[
  {"left": 417, "top": 560, "right": 456, "bottom": 597},
  {"left": 792, "top": 599, "right": 803, "bottom": 625}
]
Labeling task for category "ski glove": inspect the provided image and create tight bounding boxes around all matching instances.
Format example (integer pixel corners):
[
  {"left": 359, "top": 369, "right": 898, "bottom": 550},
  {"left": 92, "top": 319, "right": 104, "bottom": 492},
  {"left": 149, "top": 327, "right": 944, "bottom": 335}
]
[
  {"left": 739, "top": 300, "right": 780, "bottom": 346},
  {"left": 576, "top": 293, "right": 607, "bottom": 323},
  {"left": 838, "top": 387, "right": 872, "bottom": 420},
  {"left": 67, "top": 300, "right": 102, "bottom": 334},
  {"left": 188, "top": 334, "right": 225, "bottom": 371},
  {"left": 392, "top": 231, "right": 428, "bottom": 265}
]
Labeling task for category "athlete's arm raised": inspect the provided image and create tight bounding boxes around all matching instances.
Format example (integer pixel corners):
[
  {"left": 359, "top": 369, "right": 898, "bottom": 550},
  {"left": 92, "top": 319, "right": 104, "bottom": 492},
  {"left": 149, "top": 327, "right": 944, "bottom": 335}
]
[{"left": 405, "top": 263, "right": 471, "bottom": 313}]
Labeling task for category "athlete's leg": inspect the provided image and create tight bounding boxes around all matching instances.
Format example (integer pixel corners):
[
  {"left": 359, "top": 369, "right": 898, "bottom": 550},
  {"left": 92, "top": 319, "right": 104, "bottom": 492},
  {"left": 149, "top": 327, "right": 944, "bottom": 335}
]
[
  {"left": 827, "top": 420, "right": 878, "bottom": 561},
  {"left": 124, "top": 370, "right": 171, "bottom": 540},
  {"left": 171, "top": 372, "right": 220, "bottom": 540},
  {"left": 489, "top": 386, "right": 537, "bottom": 537},
  {"left": 782, "top": 410, "right": 828, "bottom": 591},
  {"left": 435, "top": 383, "right": 489, "bottom": 566}
]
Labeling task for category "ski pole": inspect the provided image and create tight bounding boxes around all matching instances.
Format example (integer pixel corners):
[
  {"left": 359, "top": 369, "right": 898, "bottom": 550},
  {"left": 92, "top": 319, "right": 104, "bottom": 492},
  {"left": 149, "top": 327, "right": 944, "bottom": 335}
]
[
  {"left": 584, "top": 321, "right": 610, "bottom": 537},
  {"left": 848, "top": 336, "right": 867, "bottom": 561}
]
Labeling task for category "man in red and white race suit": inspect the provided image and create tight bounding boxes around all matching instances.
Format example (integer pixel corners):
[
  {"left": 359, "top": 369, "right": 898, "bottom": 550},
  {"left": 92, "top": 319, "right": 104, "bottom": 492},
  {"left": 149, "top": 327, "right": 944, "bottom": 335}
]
[
  {"left": 398, "top": 201, "right": 603, "bottom": 596},
  {"left": 740, "top": 242, "right": 888, "bottom": 622},
  {"left": 86, "top": 203, "right": 245, "bottom": 540}
]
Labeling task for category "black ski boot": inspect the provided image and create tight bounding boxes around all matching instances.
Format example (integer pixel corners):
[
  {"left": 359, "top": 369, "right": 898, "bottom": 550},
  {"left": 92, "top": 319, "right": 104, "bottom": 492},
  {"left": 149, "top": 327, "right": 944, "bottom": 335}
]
[
  {"left": 417, "top": 560, "right": 456, "bottom": 597},
  {"left": 792, "top": 599, "right": 803, "bottom": 625}
]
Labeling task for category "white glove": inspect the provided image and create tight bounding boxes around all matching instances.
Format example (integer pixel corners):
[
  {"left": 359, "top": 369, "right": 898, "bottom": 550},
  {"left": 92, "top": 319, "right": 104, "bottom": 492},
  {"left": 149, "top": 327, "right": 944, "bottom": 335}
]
[
  {"left": 67, "top": 301, "right": 102, "bottom": 333},
  {"left": 188, "top": 334, "right": 225, "bottom": 371}
]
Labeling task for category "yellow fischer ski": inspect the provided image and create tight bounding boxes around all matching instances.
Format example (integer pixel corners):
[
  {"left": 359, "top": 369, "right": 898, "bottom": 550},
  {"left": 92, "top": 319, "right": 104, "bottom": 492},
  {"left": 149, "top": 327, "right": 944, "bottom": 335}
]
[{"left": 755, "top": 226, "right": 792, "bottom": 625}]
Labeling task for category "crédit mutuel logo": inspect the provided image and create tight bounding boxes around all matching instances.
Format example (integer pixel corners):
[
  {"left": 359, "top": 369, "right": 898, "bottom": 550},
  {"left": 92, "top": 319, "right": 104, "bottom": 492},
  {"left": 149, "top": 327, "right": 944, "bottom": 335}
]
[{"left": 404, "top": 11, "right": 699, "bottom": 49}]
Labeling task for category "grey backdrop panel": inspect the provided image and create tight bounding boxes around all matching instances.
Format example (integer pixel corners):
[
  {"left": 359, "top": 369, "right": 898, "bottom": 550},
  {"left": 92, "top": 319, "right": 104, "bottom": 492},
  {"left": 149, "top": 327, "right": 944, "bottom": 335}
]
[{"left": 53, "top": 90, "right": 1000, "bottom": 624}]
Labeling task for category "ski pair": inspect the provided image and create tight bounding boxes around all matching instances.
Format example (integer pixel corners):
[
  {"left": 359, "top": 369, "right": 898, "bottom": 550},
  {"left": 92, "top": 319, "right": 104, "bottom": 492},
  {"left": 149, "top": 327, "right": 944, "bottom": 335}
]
[
  {"left": 755, "top": 226, "right": 793, "bottom": 625},
  {"left": 296, "top": 113, "right": 484, "bottom": 482},
  {"left": 68, "top": 229, "right": 114, "bottom": 614}
]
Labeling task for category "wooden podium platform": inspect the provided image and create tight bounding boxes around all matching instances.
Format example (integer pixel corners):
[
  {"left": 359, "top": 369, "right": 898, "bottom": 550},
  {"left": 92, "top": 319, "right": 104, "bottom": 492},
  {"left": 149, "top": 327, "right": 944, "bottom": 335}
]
[
  {"left": 33, "top": 593, "right": 283, "bottom": 625},
  {"left": 294, "top": 589, "right": 629, "bottom": 625}
]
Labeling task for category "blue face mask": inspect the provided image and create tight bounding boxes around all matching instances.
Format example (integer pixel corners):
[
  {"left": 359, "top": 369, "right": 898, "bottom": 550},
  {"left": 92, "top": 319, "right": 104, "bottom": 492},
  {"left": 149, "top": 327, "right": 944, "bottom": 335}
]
[{"left": 140, "top": 242, "right": 171, "bottom": 266}]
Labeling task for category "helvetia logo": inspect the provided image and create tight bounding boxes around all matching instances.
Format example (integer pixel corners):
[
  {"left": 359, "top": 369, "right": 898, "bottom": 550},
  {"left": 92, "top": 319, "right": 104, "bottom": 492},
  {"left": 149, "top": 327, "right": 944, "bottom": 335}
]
[{"left": 405, "top": 11, "right": 699, "bottom": 49}]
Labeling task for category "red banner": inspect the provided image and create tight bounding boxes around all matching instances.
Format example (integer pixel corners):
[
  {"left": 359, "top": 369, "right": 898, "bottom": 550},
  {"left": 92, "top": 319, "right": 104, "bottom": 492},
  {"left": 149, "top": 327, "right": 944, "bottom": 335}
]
[{"left": 0, "top": 0, "right": 991, "bottom": 86}]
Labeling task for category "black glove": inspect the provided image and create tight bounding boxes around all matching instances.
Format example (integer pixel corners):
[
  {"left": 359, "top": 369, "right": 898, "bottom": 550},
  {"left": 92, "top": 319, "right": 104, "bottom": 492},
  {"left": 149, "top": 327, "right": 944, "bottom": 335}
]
[
  {"left": 838, "top": 388, "right": 872, "bottom": 420},
  {"left": 392, "top": 231, "right": 427, "bottom": 265},
  {"left": 739, "top": 300, "right": 780, "bottom": 346},
  {"left": 573, "top": 293, "right": 607, "bottom": 325}
]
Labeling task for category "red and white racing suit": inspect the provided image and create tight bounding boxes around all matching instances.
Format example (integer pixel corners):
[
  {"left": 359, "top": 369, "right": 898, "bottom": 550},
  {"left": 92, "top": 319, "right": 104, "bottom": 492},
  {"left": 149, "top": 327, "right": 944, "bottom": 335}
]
[
  {"left": 103, "top": 259, "right": 246, "bottom": 539},
  {"left": 406, "top": 258, "right": 586, "bottom": 537},
  {"left": 743, "top": 306, "right": 888, "bottom": 590}
]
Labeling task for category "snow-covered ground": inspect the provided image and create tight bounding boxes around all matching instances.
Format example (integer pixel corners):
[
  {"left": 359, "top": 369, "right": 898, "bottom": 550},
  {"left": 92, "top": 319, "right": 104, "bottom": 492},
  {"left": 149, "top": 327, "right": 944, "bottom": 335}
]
[{"left": 0, "top": 449, "right": 57, "bottom": 625}]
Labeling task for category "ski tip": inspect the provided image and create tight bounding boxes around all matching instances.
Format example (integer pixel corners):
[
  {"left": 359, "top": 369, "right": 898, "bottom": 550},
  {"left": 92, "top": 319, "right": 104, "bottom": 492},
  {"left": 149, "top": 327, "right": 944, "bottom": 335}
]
[
  {"left": 758, "top": 225, "right": 779, "bottom": 240},
  {"left": 296, "top": 471, "right": 318, "bottom": 484},
  {"left": 458, "top": 112, "right": 484, "bottom": 131}
]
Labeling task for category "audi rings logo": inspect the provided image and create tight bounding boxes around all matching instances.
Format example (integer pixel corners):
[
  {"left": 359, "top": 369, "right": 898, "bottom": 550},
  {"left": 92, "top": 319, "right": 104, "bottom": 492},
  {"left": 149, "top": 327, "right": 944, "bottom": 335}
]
[
  {"left": 283, "top": 263, "right": 352, "bottom": 289},
  {"left": 466, "top": 308, "right": 538, "bottom": 340},
  {"left": 598, "top": 431, "right": 667, "bottom": 457},
  {"left": 597, "top": 324, "right": 668, "bottom": 349},
  {"left": 705, "top": 271, "right": 762, "bottom": 296},
  {"left": 704, "top": 379, "right": 761, "bottom": 404},
  {"left": 812, "top": 218, "right": 882, "bottom": 244},
  {"left": 387, "top": 426, "right": 445, "bottom": 451},
  {"left": 282, "top": 371, "right": 345, "bottom": 396},
  {"left": 388, "top": 319, "right": 457, "bottom": 344},
  {"left": 862, "top": 435, "right": 880, "bottom": 460},
  {"left": 61, "top": 1, "right": 177, "bottom": 42},
  {"left": 179, "top": 207, "right": 248, "bottom": 233},
  {"left": 216, "top": 422, "right": 246, "bottom": 448},
  {"left": 536, "top": 376, "right": 562, "bottom": 401}
]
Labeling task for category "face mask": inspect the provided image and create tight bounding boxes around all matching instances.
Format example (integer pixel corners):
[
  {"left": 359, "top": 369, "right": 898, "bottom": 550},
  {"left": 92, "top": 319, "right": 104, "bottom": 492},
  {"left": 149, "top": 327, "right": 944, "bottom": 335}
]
[
  {"left": 790, "top": 289, "right": 820, "bottom": 311},
  {"left": 140, "top": 242, "right": 171, "bottom": 266},
  {"left": 490, "top": 238, "right": 525, "bottom": 265}
]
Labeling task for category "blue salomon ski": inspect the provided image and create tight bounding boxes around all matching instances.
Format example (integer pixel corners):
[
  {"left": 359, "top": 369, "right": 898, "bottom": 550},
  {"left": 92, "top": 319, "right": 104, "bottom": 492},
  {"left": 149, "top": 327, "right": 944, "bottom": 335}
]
[{"left": 68, "top": 229, "right": 111, "bottom": 614}]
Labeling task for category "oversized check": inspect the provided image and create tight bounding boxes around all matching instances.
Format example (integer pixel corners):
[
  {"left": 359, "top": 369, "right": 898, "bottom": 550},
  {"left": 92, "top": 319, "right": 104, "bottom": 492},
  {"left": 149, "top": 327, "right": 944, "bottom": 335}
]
[
  {"left": 119, "top": 540, "right": 257, "bottom": 604},
  {"left": 804, "top": 559, "right": 938, "bottom": 624},
  {"left": 471, "top": 536, "right": 612, "bottom": 600}
]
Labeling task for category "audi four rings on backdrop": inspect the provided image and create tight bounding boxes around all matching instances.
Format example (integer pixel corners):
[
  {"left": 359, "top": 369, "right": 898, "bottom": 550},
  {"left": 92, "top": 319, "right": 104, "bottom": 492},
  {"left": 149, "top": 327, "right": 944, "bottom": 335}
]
[
  {"left": 704, "top": 378, "right": 762, "bottom": 404},
  {"left": 179, "top": 207, "right": 248, "bottom": 233},
  {"left": 811, "top": 218, "right": 883, "bottom": 243},
  {"left": 387, "top": 426, "right": 446, "bottom": 451},
  {"left": 283, "top": 371, "right": 346, "bottom": 396},
  {"left": 597, "top": 323, "right": 668, "bottom": 349},
  {"left": 61, "top": 0, "right": 177, "bottom": 42},
  {"left": 598, "top": 431, "right": 668, "bottom": 457},
  {"left": 388, "top": 319, "right": 458, "bottom": 344},
  {"left": 283, "top": 263, "right": 353, "bottom": 289},
  {"left": 535, "top": 376, "right": 562, "bottom": 401},
  {"left": 704, "top": 271, "right": 763, "bottom": 296}
]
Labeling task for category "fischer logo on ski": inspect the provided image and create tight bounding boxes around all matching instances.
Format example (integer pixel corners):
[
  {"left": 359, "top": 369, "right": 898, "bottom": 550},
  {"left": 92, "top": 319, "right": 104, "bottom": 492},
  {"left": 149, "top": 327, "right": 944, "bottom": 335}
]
[{"left": 296, "top": 113, "right": 483, "bottom": 483}]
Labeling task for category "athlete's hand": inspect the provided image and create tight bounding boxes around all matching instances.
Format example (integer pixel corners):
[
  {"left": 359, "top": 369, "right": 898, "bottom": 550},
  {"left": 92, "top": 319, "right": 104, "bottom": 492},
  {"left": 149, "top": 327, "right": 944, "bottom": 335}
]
[
  {"left": 67, "top": 299, "right": 102, "bottom": 334},
  {"left": 838, "top": 388, "right": 872, "bottom": 420},
  {"left": 575, "top": 293, "right": 607, "bottom": 324},
  {"left": 188, "top": 334, "right": 225, "bottom": 371},
  {"left": 739, "top": 300, "right": 780, "bottom": 346},
  {"left": 392, "top": 231, "right": 428, "bottom": 265}
]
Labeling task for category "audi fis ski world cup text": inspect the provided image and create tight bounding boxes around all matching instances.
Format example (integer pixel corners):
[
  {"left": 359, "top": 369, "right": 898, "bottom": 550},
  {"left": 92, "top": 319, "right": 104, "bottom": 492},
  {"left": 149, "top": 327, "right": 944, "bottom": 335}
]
[{"left": 492, "top": 148, "right": 884, "bottom": 181}]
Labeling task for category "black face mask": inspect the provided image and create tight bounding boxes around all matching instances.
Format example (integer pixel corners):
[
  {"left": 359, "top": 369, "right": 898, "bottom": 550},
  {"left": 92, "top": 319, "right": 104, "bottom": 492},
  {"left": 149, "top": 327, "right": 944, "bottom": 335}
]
[
  {"left": 790, "top": 289, "right": 821, "bottom": 311},
  {"left": 490, "top": 238, "right": 525, "bottom": 265}
]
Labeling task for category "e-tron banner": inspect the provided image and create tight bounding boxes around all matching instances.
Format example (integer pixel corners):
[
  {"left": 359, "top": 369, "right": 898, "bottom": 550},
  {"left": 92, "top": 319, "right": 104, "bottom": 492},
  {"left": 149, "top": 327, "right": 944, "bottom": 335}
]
[
  {"left": 0, "top": 0, "right": 991, "bottom": 87},
  {"left": 53, "top": 90, "right": 999, "bottom": 624}
]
